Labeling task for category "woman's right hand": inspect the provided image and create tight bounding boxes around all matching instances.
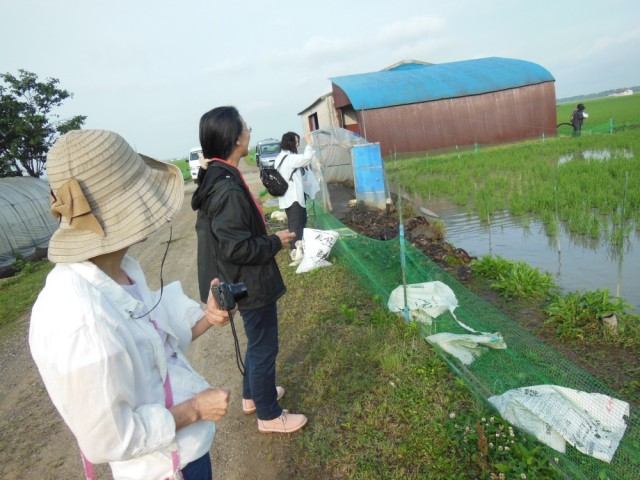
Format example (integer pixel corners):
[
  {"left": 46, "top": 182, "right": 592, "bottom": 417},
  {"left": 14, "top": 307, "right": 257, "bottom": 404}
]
[{"left": 172, "top": 387, "right": 231, "bottom": 429}]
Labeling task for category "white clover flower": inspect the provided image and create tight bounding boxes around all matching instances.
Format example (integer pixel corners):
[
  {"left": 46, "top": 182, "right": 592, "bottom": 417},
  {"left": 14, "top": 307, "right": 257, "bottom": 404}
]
[
  {"left": 498, "top": 446, "right": 503, "bottom": 451},
  {"left": 554, "top": 457, "right": 560, "bottom": 463},
  {"left": 482, "top": 417, "right": 486, "bottom": 422},
  {"left": 505, "top": 446, "right": 510, "bottom": 452},
  {"left": 520, "top": 474, "right": 527, "bottom": 479},
  {"left": 489, "top": 443, "right": 494, "bottom": 448},
  {"left": 490, "top": 416, "right": 495, "bottom": 422},
  {"left": 449, "top": 412, "right": 456, "bottom": 419}
]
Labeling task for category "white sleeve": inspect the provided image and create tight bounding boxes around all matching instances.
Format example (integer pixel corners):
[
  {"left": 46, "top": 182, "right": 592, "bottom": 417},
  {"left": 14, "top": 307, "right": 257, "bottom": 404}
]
[
  {"left": 285, "top": 145, "right": 314, "bottom": 168},
  {"left": 30, "top": 300, "right": 176, "bottom": 463},
  {"left": 157, "top": 281, "right": 204, "bottom": 351}
]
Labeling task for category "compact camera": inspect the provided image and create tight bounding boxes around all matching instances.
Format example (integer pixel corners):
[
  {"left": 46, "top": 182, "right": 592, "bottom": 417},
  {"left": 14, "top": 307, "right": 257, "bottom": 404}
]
[{"left": 211, "top": 281, "right": 248, "bottom": 311}]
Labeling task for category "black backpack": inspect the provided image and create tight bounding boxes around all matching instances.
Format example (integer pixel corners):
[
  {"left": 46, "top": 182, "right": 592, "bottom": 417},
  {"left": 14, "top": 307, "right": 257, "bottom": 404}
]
[{"left": 260, "top": 154, "right": 296, "bottom": 196}]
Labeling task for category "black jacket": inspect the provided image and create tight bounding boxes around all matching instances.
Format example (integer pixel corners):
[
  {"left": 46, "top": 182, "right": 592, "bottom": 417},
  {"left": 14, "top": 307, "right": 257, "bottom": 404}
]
[
  {"left": 571, "top": 109, "right": 585, "bottom": 129},
  {"left": 191, "top": 161, "right": 286, "bottom": 308}
]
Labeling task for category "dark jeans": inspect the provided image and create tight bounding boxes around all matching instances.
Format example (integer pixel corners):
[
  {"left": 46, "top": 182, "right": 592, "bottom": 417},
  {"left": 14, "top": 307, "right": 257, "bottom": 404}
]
[
  {"left": 572, "top": 123, "right": 582, "bottom": 137},
  {"left": 285, "top": 201, "right": 307, "bottom": 249},
  {"left": 239, "top": 303, "right": 282, "bottom": 420},
  {"left": 182, "top": 453, "right": 212, "bottom": 480}
]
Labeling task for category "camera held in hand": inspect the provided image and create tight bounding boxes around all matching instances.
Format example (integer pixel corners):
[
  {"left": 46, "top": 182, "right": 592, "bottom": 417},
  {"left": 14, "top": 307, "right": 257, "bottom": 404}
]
[{"left": 211, "top": 282, "right": 248, "bottom": 311}]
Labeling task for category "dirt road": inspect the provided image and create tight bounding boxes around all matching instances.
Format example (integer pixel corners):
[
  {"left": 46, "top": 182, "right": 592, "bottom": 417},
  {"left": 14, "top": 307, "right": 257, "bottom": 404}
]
[{"left": 0, "top": 159, "right": 289, "bottom": 479}]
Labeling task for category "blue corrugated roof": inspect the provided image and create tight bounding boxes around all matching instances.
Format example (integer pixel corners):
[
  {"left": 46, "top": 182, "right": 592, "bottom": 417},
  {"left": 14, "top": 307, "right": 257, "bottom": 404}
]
[{"left": 330, "top": 57, "right": 555, "bottom": 110}]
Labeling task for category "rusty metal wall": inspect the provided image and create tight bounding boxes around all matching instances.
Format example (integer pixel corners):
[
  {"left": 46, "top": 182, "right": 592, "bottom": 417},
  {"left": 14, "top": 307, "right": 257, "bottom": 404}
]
[
  {"left": 343, "top": 82, "right": 557, "bottom": 157},
  {"left": 332, "top": 85, "right": 350, "bottom": 109}
]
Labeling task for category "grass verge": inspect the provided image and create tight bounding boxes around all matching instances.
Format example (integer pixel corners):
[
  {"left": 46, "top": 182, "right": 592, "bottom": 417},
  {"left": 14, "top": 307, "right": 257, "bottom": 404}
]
[
  {"left": 275, "top": 250, "right": 561, "bottom": 479},
  {"left": 0, "top": 259, "right": 53, "bottom": 335}
]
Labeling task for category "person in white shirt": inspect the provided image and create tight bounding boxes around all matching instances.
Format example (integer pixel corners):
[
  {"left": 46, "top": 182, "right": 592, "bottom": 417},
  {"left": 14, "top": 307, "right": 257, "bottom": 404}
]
[
  {"left": 29, "top": 129, "right": 232, "bottom": 480},
  {"left": 275, "top": 131, "right": 319, "bottom": 262}
]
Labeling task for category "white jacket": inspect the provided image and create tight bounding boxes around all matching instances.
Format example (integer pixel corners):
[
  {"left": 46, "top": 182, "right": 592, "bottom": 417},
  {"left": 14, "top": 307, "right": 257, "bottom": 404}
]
[
  {"left": 276, "top": 145, "right": 314, "bottom": 209},
  {"left": 29, "top": 256, "right": 214, "bottom": 480}
]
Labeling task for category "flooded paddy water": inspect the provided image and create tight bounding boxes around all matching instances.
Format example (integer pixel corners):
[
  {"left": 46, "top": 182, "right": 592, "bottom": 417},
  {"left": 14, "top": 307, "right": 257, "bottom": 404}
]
[
  {"left": 424, "top": 199, "right": 640, "bottom": 314},
  {"left": 403, "top": 147, "right": 640, "bottom": 313}
]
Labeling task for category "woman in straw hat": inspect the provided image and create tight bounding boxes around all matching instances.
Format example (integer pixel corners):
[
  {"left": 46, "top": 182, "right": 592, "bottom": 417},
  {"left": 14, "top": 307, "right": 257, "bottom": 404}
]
[
  {"left": 191, "top": 106, "right": 308, "bottom": 434},
  {"left": 30, "top": 129, "right": 232, "bottom": 480}
]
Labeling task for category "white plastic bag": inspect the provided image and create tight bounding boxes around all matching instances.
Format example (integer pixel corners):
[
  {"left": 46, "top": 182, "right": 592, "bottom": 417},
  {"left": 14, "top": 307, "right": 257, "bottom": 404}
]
[
  {"left": 296, "top": 228, "right": 339, "bottom": 273},
  {"left": 289, "top": 240, "right": 304, "bottom": 266},
  {"left": 426, "top": 332, "right": 506, "bottom": 365},
  {"left": 270, "top": 210, "right": 287, "bottom": 222},
  {"left": 387, "top": 281, "right": 459, "bottom": 324},
  {"left": 302, "top": 168, "right": 320, "bottom": 200}
]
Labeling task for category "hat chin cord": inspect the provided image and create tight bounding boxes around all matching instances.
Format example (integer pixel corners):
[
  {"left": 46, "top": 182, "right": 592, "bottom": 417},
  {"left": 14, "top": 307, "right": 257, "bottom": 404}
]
[{"left": 131, "top": 223, "right": 173, "bottom": 319}]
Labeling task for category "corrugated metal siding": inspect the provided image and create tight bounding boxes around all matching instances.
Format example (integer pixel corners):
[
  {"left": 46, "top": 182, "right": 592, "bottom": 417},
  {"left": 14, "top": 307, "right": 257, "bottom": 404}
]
[
  {"left": 330, "top": 57, "right": 555, "bottom": 110},
  {"left": 357, "top": 82, "right": 557, "bottom": 156},
  {"left": 332, "top": 85, "right": 350, "bottom": 109}
]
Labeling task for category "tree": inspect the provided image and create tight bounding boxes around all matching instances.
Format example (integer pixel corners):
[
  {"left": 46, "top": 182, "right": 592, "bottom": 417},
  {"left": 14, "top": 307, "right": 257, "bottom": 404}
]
[{"left": 0, "top": 70, "right": 86, "bottom": 178}]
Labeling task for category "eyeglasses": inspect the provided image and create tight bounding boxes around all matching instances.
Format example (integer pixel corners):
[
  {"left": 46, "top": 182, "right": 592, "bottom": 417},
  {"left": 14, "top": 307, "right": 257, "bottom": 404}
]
[{"left": 244, "top": 126, "right": 252, "bottom": 133}]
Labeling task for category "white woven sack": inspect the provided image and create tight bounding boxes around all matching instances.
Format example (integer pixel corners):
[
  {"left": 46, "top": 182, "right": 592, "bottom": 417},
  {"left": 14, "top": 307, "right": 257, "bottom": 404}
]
[{"left": 296, "top": 228, "right": 339, "bottom": 273}]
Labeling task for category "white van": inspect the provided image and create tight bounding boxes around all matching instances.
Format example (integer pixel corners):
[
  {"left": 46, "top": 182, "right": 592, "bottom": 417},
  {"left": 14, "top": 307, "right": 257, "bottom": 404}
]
[{"left": 188, "top": 146, "right": 203, "bottom": 183}]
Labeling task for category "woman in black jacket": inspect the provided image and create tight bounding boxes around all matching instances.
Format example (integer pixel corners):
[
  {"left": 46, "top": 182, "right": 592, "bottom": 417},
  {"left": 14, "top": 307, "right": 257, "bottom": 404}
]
[{"left": 191, "top": 106, "right": 308, "bottom": 434}]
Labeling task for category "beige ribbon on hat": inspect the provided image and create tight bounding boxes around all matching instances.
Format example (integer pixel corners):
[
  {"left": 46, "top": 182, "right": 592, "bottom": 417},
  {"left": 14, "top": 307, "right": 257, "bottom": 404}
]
[{"left": 50, "top": 178, "right": 105, "bottom": 237}]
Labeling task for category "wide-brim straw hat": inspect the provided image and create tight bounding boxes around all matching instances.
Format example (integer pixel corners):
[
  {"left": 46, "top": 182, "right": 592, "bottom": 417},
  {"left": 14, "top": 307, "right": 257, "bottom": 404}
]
[{"left": 47, "top": 129, "right": 184, "bottom": 263}]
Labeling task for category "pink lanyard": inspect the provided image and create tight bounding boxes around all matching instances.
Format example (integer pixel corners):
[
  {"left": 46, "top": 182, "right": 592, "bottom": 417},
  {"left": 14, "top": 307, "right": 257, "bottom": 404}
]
[{"left": 80, "top": 318, "right": 181, "bottom": 480}]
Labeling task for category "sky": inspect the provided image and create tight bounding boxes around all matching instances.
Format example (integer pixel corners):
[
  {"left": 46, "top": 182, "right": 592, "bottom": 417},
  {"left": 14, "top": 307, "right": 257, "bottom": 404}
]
[{"left": 2, "top": 0, "right": 639, "bottom": 161}]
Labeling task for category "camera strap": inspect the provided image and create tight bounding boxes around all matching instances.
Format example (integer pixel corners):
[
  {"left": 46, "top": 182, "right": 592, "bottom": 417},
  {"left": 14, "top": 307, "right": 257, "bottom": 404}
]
[{"left": 229, "top": 312, "right": 246, "bottom": 376}]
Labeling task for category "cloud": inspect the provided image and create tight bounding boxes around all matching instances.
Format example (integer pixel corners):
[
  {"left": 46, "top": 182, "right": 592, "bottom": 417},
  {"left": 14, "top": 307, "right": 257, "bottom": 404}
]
[
  {"left": 205, "top": 57, "right": 251, "bottom": 76},
  {"left": 251, "top": 15, "right": 449, "bottom": 76},
  {"left": 593, "top": 26, "right": 640, "bottom": 52},
  {"left": 376, "top": 16, "right": 446, "bottom": 48}
]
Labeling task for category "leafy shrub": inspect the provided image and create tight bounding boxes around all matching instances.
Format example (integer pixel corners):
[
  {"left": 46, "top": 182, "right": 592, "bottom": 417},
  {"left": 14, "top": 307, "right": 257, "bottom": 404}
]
[
  {"left": 544, "top": 289, "right": 640, "bottom": 344},
  {"left": 472, "top": 256, "right": 513, "bottom": 279},
  {"left": 472, "top": 256, "right": 558, "bottom": 299}
]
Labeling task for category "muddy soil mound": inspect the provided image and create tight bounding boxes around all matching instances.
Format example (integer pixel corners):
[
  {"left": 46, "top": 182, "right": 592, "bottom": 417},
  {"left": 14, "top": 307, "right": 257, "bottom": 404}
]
[{"left": 340, "top": 206, "right": 474, "bottom": 282}]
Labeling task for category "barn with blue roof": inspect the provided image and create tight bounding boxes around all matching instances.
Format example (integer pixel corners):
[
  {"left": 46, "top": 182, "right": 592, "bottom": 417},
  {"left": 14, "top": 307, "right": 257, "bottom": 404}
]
[{"left": 299, "top": 57, "right": 557, "bottom": 156}]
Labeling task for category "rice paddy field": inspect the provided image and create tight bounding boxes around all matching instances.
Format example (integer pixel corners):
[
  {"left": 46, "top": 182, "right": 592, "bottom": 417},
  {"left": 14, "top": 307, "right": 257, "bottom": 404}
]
[{"left": 387, "top": 93, "right": 640, "bottom": 311}]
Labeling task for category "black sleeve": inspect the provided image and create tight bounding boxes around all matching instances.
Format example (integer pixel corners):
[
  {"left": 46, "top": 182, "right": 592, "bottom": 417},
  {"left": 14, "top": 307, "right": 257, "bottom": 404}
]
[{"left": 208, "top": 185, "right": 282, "bottom": 266}]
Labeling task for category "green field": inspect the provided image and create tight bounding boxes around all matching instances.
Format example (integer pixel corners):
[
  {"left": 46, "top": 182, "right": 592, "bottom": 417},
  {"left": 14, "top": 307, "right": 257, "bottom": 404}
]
[
  {"left": 556, "top": 93, "right": 640, "bottom": 135},
  {"left": 387, "top": 95, "right": 640, "bottom": 247}
]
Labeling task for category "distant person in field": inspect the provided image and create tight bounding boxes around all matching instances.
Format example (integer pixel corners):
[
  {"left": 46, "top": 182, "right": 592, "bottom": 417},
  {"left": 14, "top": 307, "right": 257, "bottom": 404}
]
[{"left": 571, "top": 103, "right": 588, "bottom": 136}]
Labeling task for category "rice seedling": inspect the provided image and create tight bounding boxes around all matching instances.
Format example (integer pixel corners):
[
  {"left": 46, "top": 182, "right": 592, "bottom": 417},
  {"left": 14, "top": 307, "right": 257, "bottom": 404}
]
[{"left": 388, "top": 101, "right": 640, "bottom": 253}]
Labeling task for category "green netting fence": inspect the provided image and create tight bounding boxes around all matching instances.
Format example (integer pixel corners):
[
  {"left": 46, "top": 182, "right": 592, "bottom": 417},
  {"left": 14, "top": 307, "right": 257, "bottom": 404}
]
[{"left": 309, "top": 201, "right": 639, "bottom": 480}]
